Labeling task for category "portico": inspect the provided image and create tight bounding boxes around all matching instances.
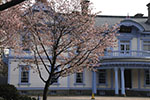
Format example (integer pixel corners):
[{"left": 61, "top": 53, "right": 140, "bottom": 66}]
[{"left": 92, "top": 63, "right": 150, "bottom": 96}]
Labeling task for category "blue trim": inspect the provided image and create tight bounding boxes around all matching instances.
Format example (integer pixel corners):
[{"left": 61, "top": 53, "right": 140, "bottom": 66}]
[
  {"left": 18, "top": 83, "right": 31, "bottom": 86},
  {"left": 9, "top": 56, "right": 52, "bottom": 60},
  {"left": 138, "top": 69, "right": 141, "bottom": 89},
  {"left": 120, "top": 67, "right": 125, "bottom": 95},
  {"left": 137, "top": 35, "right": 140, "bottom": 51},
  {"left": 130, "top": 39, "right": 132, "bottom": 54},
  {"left": 92, "top": 71, "right": 97, "bottom": 94},
  {"left": 17, "top": 87, "right": 92, "bottom": 90},
  {"left": 18, "top": 65, "right": 31, "bottom": 85},
  {"left": 67, "top": 75, "right": 70, "bottom": 88},
  {"left": 7, "top": 49, "right": 11, "bottom": 84},
  {"left": 95, "top": 66, "right": 150, "bottom": 69},
  {"left": 114, "top": 67, "right": 119, "bottom": 95},
  {"left": 111, "top": 69, "right": 113, "bottom": 89},
  {"left": 51, "top": 83, "right": 60, "bottom": 86},
  {"left": 141, "top": 40, "right": 143, "bottom": 51},
  {"left": 74, "top": 69, "right": 85, "bottom": 85},
  {"left": 16, "top": 87, "right": 150, "bottom": 91},
  {"left": 120, "top": 20, "right": 145, "bottom": 31},
  {"left": 100, "top": 62, "right": 150, "bottom": 66},
  {"left": 118, "top": 40, "right": 120, "bottom": 51},
  {"left": 74, "top": 83, "right": 86, "bottom": 85}
]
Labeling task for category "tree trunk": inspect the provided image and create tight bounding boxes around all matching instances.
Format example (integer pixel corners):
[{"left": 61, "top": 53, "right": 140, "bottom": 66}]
[{"left": 43, "top": 81, "right": 49, "bottom": 100}]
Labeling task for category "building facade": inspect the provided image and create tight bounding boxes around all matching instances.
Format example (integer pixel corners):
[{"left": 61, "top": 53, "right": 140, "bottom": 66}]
[{"left": 7, "top": 3, "right": 150, "bottom": 96}]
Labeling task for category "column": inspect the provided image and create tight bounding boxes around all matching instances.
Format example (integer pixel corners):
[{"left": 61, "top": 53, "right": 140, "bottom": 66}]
[
  {"left": 114, "top": 67, "right": 119, "bottom": 95},
  {"left": 121, "top": 68, "right": 125, "bottom": 95},
  {"left": 92, "top": 71, "right": 97, "bottom": 94}
]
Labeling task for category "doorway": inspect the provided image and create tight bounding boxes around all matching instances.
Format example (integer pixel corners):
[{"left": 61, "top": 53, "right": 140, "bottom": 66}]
[{"left": 124, "top": 69, "right": 132, "bottom": 89}]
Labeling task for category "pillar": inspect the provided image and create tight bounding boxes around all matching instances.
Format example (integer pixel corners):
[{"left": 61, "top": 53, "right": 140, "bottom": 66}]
[
  {"left": 121, "top": 68, "right": 125, "bottom": 95},
  {"left": 114, "top": 67, "right": 119, "bottom": 95},
  {"left": 92, "top": 71, "right": 97, "bottom": 94}
]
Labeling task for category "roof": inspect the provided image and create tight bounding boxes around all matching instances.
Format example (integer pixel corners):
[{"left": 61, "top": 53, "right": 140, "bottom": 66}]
[{"left": 95, "top": 15, "right": 150, "bottom": 32}]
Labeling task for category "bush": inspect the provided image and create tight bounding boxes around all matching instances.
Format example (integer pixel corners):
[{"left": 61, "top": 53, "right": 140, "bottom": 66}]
[
  {"left": 0, "top": 97, "right": 4, "bottom": 100},
  {"left": 0, "top": 84, "right": 20, "bottom": 100},
  {"left": 19, "top": 95, "right": 36, "bottom": 100}
]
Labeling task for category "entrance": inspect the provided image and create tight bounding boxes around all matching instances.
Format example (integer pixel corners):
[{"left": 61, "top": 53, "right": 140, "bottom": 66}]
[{"left": 124, "top": 69, "right": 132, "bottom": 89}]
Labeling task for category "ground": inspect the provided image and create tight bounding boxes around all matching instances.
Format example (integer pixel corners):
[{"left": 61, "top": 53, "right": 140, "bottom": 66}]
[{"left": 36, "top": 96, "right": 150, "bottom": 100}]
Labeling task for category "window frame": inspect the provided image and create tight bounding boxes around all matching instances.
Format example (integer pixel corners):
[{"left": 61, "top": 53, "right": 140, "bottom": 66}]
[
  {"left": 19, "top": 65, "right": 30, "bottom": 85},
  {"left": 142, "top": 40, "right": 150, "bottom": 56},
  {"left": 119, "top": 40, "right": 131, "bottom": 55},
  {"left": 74, "top": 70, "right": 85, "bottom": 85},
  {"left": 143, "top": 40, "right": 150, "bottom": 51},
  {"left": 98, "top": 69, "right": 107, "bottom": 85}
]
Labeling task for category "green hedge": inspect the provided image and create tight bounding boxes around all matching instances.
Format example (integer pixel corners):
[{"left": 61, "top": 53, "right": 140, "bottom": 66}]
[
  {"left": 0, "top": 84, "right": 36, "bottom": 100},
  {"left": 19, "top": 95, "right": 36, "bottom": 100},
  {"left": 0, "top": 84, "right": 20, "bottom": 100}
]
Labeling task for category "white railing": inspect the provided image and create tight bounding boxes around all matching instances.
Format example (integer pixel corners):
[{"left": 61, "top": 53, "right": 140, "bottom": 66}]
[{"left": 102, "top": 50, "right": 150, "bottom": 58}]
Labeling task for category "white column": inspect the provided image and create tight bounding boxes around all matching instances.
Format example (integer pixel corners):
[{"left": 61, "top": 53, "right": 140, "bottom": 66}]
[
  {"left": 92, "top": 71, "right": 97, "bottom": 94},
  {"left": 114, "top": 67, "right": 119, "bottom": 95},
  {"left": 121, "top": 68, "right": 125, "bottom": 95}
]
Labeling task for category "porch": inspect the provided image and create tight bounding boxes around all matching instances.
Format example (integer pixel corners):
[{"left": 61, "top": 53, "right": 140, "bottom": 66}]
[{"left": 92, "top": 64, "right": 150, "bottom": 96}]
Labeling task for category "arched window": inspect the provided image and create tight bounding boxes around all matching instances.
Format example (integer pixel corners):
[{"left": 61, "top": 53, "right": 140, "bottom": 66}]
[{"left": 119, "top": 25, "right": 132, "bottom": 33}]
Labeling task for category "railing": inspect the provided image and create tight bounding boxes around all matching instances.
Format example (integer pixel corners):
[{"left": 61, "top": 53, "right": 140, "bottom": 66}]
[{"left": 102, "top": 50, "right": 150, "bottom": 59}]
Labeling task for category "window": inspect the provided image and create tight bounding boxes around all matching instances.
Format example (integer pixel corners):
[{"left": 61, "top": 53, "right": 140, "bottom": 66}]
[
  {"left": 98, "top": 69, "right": 106, "bottom": 84},
  {"left": 76, "top": 72, "right": 83, "bottom": 83},
  {"left": 145, "top": 70, "right": 150, "bottom": 85},
  {"left": 20, "top": 65, "right": 30, "bottom": 84},
  {"left": 143, "top": 41, "right": 150, "bottom": 51},
  {"left": 119, "top": 25, "right": 132, "bottom": 33},
  {"left": 143, "top": 41, "right": 150, "bottom": 56},
  {"left": 120, "top": 40, "right": 130, "bottom": 54}
]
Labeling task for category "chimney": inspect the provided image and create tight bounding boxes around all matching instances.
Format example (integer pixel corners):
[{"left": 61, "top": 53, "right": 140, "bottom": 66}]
[
  {"left": 146, "top": 3, "right": 150, "bottom": 24},
  {"left": 134, "top": 13, "right": 144, "bottom": 18},
  {"left": 80, "top": 0, "right": 90, "bottom": 15}
]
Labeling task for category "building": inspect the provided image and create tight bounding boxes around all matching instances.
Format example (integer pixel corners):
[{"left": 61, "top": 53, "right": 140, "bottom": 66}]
[{"left": 7, "top": 2, "right": 150, "bottom": 96}]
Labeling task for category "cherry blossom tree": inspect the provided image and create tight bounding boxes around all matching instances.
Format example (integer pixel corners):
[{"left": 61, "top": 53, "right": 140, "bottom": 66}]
[
  {"left": 0, "top": 2, "right": 25, "bottom": 77},
  {"left": 10, "top": 0, "right": 118, "bottom": 100}
]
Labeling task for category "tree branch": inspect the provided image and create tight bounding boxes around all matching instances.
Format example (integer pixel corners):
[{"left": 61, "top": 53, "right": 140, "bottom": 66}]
[
  {"left": 33, "top": 49, "right": 46, "bottom": 83},
  {"left": 0, "top": 0, "right": 25, "bottom": 11}
]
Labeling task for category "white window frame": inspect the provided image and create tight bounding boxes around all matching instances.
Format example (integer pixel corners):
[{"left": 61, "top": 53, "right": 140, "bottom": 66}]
[
  {"left": 98, "top": 69, "right": 107, "bottom": 85},
  {"left": 19, "top": 65, "right": 30, "bottom": 85}
]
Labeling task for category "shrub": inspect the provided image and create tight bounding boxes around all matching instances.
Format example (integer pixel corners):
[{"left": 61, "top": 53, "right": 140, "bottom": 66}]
[
  {"left": 19, "top": 95, "right": 36, "bottom": 100},
  {"left": 0, "top": 97, "right": 4, "bottom": 100},
  {"left": 0, "top": 84, "right": 20, "bottom": 100}
]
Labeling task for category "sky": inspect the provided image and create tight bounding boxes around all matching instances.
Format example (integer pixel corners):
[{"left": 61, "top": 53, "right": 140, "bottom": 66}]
[{"left": 90, "top": 0, "right": 150, "bottom": 16}]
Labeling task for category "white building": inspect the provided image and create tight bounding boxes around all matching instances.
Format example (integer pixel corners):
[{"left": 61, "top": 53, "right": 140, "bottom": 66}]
[{"left": 7, "top": 2, "right": 150, "bottom": 96}]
